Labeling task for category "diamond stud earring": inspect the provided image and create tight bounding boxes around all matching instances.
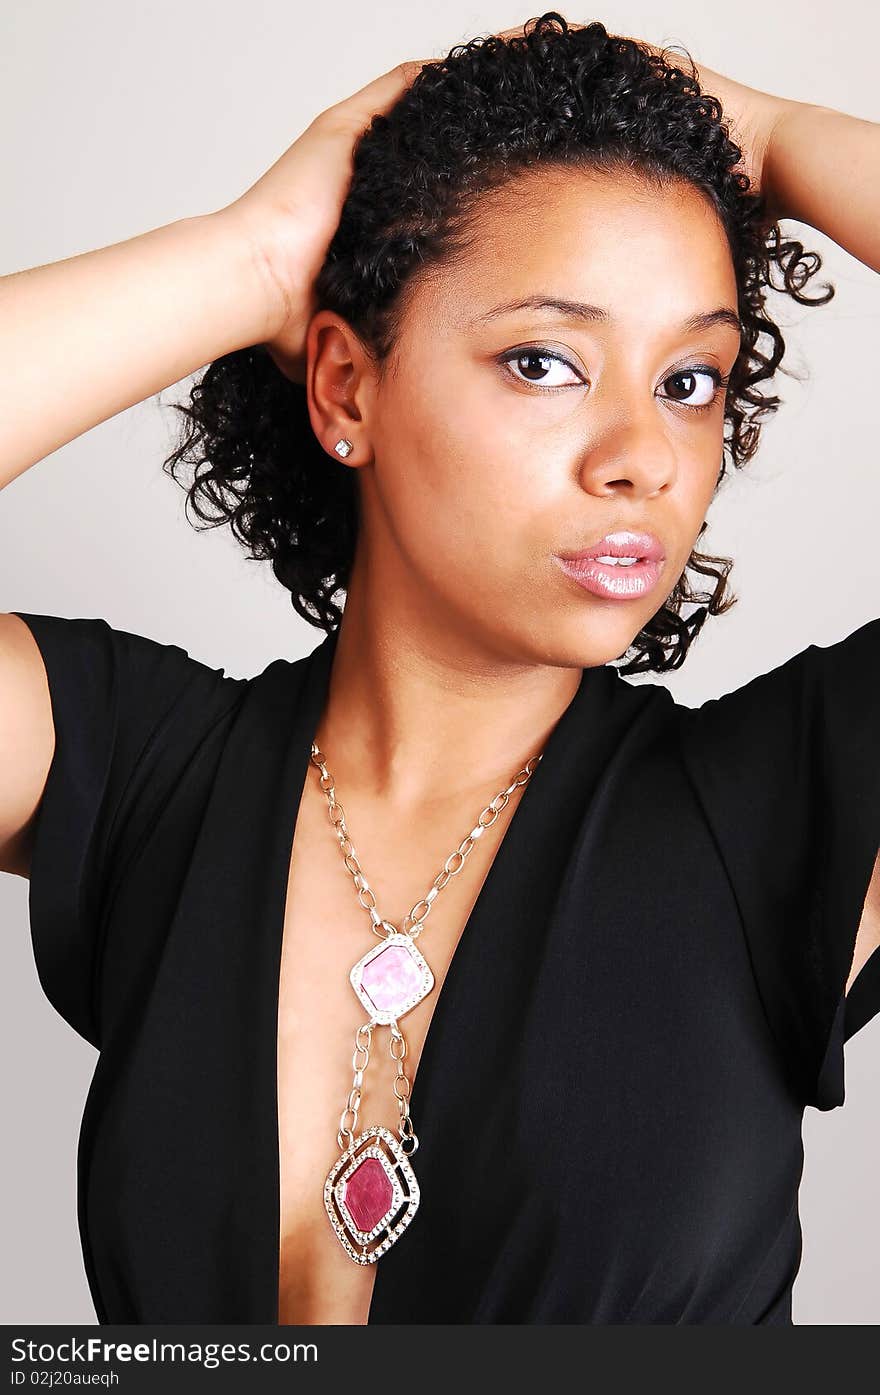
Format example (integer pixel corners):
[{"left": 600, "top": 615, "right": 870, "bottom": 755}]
[{"left": 334, "top": 438, "right": 354, "bottom": 458}]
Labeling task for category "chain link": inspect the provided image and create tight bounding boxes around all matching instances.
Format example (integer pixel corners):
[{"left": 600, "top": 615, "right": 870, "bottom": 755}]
[
  {"left": 337, "top": 1020, "right": 373, "bottom": 1151},
  {"left": 388, "top": 1022, "right": 419, "bottom": 1154},
  {"left": 309, "top": 743, "right": 543, "bottom": 940},
  {"left": 311, "top": 739, "right": 543, "bottom": 1155}
]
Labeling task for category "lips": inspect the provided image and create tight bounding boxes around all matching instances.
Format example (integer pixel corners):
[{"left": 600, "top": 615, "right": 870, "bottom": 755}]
[
  {"left": 553, "top": 530, "right": 666, "bottom": 602},
  {"left": 560, "top": 530, "right": 666, "bottom": 564}
]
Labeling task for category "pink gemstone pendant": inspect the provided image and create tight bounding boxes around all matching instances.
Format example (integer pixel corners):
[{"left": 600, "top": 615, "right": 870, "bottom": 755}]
[
  {"left": 349, "top": 932, "right": 434, "bottom": 1025},
  {"left": 324, "top": 1126, "right": 420, "bottom": 1263}
]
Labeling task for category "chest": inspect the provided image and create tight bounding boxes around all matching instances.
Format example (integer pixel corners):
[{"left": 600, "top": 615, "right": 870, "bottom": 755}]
[
  {"left": 90, "top": 716, "right": 802, "bottom": 1324},
  {"left": 274, "top": 772, "right": 518, "bottom": 1324}
]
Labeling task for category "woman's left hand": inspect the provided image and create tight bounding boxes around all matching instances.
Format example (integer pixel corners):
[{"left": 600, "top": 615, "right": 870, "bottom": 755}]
[
  {"left": 611, "top": 31, "right": 879, "bottom": 272},
  {"left": 668, "top": 53, "right": 794, "bottom": 222},
  {"left": 558, "top": 25, "right": 796, "bottom": 223}
]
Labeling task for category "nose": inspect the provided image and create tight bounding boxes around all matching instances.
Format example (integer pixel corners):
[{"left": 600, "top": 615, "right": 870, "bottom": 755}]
[{"left": 577, "top": 394, "right": 678, "bottom": 499}]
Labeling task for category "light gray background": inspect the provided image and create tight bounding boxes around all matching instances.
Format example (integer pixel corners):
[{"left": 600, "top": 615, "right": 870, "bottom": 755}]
[{"left": 1, "top": 0, "right": 878, "bottom": 1325}]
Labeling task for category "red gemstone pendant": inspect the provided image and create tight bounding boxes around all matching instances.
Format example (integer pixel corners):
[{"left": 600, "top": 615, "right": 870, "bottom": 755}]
[
  {"left": 324, "top": 1125, "right": 420, "bottom": 1263},
  {"left": 344, "top": 1157, "right": 394, "bottom": 1231}
]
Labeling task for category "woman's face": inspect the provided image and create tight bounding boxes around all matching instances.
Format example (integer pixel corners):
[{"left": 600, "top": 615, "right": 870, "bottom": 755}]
[{"left": 332, "top": 167, "right": 742, "bottom": 669}]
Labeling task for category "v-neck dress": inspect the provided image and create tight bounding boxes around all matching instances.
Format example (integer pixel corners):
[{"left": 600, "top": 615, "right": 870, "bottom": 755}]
[{"left": 10, "top": 609, "right": 880, "bottom": 1325}]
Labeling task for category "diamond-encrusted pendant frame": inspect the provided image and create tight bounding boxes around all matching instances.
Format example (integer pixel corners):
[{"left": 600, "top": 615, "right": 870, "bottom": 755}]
[
  {"left": 324, "top": 1125, "right": 420, "bottom": 1264},
  {"left": 349, "top": 932, "right": 434, "bottom": 1025}
]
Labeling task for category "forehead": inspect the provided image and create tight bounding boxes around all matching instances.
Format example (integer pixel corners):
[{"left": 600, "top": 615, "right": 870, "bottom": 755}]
[{"left": 408, "top": 166, "right": 738, "bottom": 337}]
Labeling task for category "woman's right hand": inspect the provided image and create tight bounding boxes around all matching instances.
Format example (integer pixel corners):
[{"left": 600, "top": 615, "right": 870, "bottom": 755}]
[
  {"left": 1, "top": 26, "right": 535, "bottom": 488},
  {"left": 221, "top": 60, "right": 436, "bottom": 385},
  {"left": 223, "top": 23, "right": 530, "bottom": 384}
]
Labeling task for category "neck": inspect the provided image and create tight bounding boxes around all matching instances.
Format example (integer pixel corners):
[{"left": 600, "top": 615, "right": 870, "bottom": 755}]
[{"left": 312, "top": 570, "right": 587, "bottom": 813}]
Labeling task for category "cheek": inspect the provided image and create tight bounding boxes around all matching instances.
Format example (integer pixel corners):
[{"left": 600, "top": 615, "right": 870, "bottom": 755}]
[
  {"left": 387, "top": 386, "right": 549, "bottom": 567},
  {"left": 669, "top": 451, "right": 724, "bottom": 568},
  {"left": 689, "top": 443, "right": 725, "bottom": 519}
]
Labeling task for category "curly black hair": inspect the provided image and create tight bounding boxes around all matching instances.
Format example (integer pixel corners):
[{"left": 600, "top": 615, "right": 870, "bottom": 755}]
[{"left": 163, "top": 13, "right": 833, "bottom": 675}]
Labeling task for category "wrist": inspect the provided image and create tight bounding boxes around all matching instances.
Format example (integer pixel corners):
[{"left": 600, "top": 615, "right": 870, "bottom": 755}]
[
  {"left": 211, "top": 200, "right": 299, "bottom": 346},
  {"left": 761, "top": 97, "right": 817, "bottom": 223}
]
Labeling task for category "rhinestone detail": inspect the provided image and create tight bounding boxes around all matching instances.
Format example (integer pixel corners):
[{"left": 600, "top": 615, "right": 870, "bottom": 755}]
[{"left": 324, "top": 1125, "right": 420, "bottom": 1263}]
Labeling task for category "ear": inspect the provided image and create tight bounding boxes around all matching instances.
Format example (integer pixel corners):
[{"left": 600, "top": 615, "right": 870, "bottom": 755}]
[{"left": 301, "top": 310, "right": 377, "bottom": 467}]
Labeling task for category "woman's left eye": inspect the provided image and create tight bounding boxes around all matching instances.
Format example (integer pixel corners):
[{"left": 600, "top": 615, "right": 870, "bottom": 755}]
[{"left": 658, "top": 366, "right": 728, "bottom": 412}]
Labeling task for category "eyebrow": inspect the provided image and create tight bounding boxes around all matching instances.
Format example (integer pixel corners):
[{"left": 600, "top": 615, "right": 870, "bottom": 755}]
[{"left": 473, "top": 295, "right": 743, "bottom": 337}]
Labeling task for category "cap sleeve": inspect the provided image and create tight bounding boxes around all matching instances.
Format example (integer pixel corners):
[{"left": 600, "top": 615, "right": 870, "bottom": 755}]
[
  {"left": 11, "top": 611, "right": 244, "bottom": 1050},
  {"left": 678, "top": 616, "right": 880, "bottom": 1111}
]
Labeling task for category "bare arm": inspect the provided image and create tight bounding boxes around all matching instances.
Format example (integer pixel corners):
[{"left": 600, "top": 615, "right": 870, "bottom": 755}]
[
  {"left": 765, "top": 102, "right": 880, "bottom": 274},
  {"left": 0, "top": 614, "right": 54, "bottom": 877},
  {"left": 849, "top": 850, "right": 880, "bottom": 993},
  {"left": 0, "top": 56, "right": 436, "bottom": 495},
  {"left": 0, "top": 59, "right": 429, "bottom": 878},
  {"left": 685, "top": 57, "right": 880, "bottom": 271},
  {"left": 0, "top": 210, "right": 279, "bottom": 491}
]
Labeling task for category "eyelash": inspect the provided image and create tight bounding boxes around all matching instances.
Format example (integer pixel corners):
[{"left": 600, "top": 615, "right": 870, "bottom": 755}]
[{"left": 497, "top": 345, "right": 731, "bottom": 414}]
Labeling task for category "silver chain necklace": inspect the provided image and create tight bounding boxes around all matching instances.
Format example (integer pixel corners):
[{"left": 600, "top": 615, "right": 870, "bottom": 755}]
[{"left": 310, "top": 738, "right": 543, "bottom": 1264}]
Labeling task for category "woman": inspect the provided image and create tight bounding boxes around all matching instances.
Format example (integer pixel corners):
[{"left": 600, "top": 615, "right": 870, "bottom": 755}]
[{"left": 1, "top": 14, "right": 878, "bottom": 1325}]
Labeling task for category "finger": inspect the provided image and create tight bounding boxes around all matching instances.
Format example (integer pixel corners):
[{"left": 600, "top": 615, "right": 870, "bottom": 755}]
[{"left": 327, "top": 57, "right": 440, "bottom": 126}]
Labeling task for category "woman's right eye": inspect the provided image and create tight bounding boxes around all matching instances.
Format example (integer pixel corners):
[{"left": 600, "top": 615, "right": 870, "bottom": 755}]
[{"left": 497, "top": 346, "right": 586, "bottom": 392}]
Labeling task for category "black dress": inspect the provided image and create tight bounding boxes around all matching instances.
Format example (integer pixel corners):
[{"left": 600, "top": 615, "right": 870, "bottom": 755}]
[{"left": 10, "top": 609, "right": 880, "bottom": 1325}]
